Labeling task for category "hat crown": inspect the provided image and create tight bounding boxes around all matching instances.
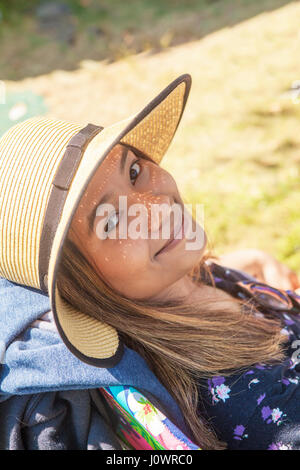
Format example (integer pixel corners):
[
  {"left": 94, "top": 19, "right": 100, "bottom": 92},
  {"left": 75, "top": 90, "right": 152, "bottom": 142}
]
[{"left": 0, "top": 117, "right": 82, "bottom": 288}]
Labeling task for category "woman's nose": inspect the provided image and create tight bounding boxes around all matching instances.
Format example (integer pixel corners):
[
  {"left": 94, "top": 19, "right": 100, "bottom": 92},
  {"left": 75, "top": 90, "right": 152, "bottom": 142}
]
[{"left": 127, "top": 192, "right": 173, "bottom": 235}]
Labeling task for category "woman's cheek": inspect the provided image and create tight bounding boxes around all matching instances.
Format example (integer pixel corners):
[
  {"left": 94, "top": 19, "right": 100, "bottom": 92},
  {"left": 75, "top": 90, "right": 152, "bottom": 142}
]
[{"left": 100, "top": 239, "right": 149, "bottom": 279}]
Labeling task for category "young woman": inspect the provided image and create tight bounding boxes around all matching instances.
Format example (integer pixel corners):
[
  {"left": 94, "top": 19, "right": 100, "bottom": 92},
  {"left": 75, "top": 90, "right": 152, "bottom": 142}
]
[
  {"left": 1, "top": 74, "right": 300, "bottom": 450},
  {"left": 56, "top": 140, "right": 300, "bottom": 450}
]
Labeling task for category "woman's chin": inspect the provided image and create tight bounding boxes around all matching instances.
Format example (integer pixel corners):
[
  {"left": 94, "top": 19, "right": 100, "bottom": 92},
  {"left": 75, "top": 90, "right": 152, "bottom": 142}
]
[{"left": 183, "top": 222, "right": 207, "bottom": 256}]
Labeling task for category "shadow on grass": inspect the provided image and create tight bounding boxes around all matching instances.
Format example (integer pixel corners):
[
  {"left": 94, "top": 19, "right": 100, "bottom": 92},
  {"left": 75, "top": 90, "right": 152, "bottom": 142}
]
[{"left": 0, "top": 0, "right": 294, "bottom": 80}]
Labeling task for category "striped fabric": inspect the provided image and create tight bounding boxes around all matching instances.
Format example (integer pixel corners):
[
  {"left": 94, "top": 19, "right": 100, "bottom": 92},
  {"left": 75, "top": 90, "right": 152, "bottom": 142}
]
[{"left": 0, "top": 118, "right": 81, "bottom": 288}]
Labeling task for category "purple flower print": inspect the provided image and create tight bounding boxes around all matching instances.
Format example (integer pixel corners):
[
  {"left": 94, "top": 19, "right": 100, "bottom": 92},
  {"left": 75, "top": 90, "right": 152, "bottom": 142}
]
[
  {"left": 288, "top": 377, "right": 299, "bottom": 384},
  {"left": 257, "top": 393, "right": 266, "bottom": 405},
  {"left": 261, "top": 406, "right": 286, "bottom": 425},
  {"left": 208, "top": 377, "right": 225, "bottom": 391},
  {"left": 255, "top": 364, "right": 266, "bottom": 370},
  {"left": 280, "top": 376, "right": 299, "bottom": 385},
  {"left": 283, "top": 314, "right": 295, "bottom": 326},
  {"left": 234, "top": 425, "right": 244, "bottom": 436},
  {"left": 272, "top": 408, "right": 284, "bottom": 425},
  {"left": 208, "top": 377, "right": 231, "bottom": 404},
  {"left": 212, "top": 376, "right": 225, "bottom": 387},
  {"left": 261, "top": 406, "right": 272, "bottom": 422},
  {"left": 268, "top": 443, "right": 278, "bottom": 450},
  {"left": 268, "top": 442, "right": 292, "bottom": 450},
  {"left": 215, "top": 384, "right": 231, "bottom": 402},
  {"left": 233, "top": 425, "right": 248, "bottom": 441}
]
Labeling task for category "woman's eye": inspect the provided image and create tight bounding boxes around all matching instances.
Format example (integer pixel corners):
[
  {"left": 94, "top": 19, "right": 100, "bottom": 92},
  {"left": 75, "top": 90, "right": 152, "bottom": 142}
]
[
  {"left": 104, "top": 211, "right": 119, "bottom": 234},
  {"left": 130, "top": 159, "right": 141, "bottom": 185},
  {"left": 102, "top": 158, "right": 142, "bottom": 235}
]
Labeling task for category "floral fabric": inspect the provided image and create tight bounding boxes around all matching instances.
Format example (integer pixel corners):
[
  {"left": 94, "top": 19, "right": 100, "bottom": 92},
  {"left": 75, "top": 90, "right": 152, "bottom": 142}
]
[
  {"left": 198, "top": 262, "right": 300, "bottom": 450},
  {"left": 99, "top": 262, "right": 300, "bottom": 450}
]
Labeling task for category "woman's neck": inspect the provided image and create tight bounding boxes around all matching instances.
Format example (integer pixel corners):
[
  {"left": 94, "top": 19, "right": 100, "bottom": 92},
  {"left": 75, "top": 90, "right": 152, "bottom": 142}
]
[
  {"left": 171, "top": 273, "right": 236, "bottom": 305},
  {"left": 186, "top": 279, "right": 235, "bottom": 304},
  {"left": 147, "top": 272, "right": 236, "bottom": 306}
]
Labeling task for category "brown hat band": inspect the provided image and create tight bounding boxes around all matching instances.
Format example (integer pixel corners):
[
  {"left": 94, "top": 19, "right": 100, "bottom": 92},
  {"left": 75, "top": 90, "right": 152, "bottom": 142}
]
[{"left": 39, "top": 123, "right": 103, "bottom": 293}]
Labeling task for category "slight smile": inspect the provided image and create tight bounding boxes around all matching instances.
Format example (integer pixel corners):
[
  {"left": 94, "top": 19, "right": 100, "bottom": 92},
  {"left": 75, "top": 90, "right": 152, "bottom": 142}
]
[{"left": 155, "top": 212, "right": 185, "bottom": 257}]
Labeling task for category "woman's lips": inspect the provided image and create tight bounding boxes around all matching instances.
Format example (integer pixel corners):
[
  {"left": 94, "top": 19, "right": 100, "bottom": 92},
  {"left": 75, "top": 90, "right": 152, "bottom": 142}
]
[{"left": 155, "top": 213, "right": 185, "bottom": 256}]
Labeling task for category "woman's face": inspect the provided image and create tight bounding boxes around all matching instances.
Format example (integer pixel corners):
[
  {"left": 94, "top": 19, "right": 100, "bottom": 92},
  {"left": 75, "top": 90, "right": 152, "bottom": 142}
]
[{"left": 69, "top": 144, "right": 207, "bottom": 301}]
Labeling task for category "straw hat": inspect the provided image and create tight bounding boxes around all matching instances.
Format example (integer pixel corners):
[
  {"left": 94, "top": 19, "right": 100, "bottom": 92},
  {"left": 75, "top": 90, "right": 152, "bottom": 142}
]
[{"left": 0, "top": 74, "right": 191, "bottom": 367}]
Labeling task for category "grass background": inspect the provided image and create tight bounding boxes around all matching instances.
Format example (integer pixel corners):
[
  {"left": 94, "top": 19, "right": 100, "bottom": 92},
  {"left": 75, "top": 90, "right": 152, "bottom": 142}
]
[{"left": 1, "top": 0, "right": 300, "bottom": 272}]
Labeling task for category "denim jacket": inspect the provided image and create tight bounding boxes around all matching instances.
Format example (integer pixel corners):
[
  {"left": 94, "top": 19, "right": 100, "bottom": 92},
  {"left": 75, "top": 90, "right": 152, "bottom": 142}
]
[{"left": 0, "top": 278, "right": 187, "bottom": 450}]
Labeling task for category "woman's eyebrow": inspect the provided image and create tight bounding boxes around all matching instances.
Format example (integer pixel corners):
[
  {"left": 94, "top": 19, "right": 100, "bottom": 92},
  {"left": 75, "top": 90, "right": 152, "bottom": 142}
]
[{"left": 87, "top": 146, "right": 129, "bottom": 235}]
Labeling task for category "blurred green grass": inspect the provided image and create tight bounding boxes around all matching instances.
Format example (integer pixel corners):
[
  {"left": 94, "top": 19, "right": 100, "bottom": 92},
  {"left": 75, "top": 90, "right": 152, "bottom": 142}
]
[
  {"left": 0, "top": 0, "right": 292, "bottom": 79},
  {"left": 180, "top": 89, "right": 300, "bottom": 270}
]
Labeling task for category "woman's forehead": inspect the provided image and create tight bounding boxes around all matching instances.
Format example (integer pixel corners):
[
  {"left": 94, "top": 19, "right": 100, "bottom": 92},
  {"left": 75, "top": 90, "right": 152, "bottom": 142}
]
[
  {"left": 85, "top": 143, "right": 125, "bottom": 192},
  {"left": 71, "top": 144, "right": 132, "bottom": 227}
]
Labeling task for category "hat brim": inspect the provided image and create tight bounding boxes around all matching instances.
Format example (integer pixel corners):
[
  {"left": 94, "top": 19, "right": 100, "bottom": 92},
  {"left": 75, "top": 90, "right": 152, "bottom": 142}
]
[{"left": 48, "top": 74, "right": 192, "bottom": 368}]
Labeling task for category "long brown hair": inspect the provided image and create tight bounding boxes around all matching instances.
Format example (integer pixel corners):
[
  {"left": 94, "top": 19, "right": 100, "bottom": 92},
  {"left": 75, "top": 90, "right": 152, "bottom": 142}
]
[{"left": 56, "top": 230, "right": 288, "bottom": 450}]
